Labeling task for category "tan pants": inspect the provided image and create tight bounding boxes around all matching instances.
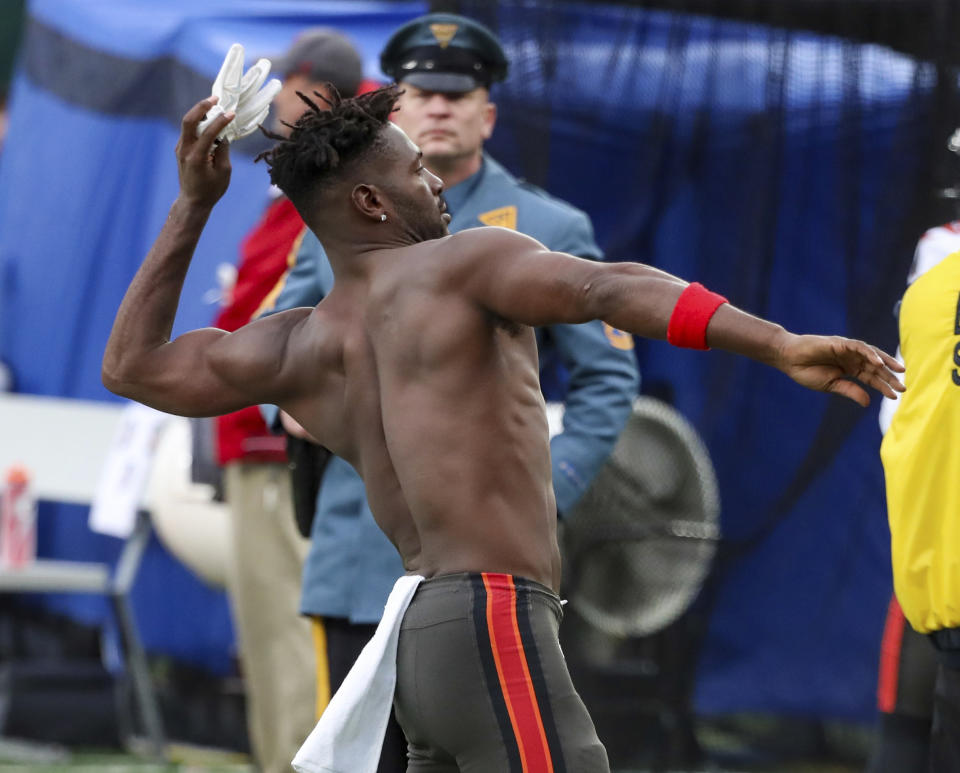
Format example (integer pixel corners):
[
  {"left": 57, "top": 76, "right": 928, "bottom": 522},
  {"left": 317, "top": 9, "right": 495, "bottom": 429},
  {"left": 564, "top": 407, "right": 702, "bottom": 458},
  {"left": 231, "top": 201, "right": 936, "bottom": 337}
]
[{"left": 224, "top": 462, "right": 316, "bottom": 773}]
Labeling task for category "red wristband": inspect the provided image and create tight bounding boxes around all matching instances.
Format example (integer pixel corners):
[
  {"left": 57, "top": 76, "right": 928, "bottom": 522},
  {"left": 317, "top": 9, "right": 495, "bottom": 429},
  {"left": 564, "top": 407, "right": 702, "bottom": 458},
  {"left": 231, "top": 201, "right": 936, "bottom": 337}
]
[{"left": 666, "top": 282, "right": 728, "bottom": 350}]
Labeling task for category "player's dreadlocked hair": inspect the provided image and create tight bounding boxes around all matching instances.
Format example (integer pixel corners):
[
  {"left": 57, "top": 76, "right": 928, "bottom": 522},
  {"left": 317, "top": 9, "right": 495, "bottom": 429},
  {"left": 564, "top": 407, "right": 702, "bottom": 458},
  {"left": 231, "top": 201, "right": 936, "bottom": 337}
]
[{"left": 256, "top": 84, "right": 402, "bottom": 208}]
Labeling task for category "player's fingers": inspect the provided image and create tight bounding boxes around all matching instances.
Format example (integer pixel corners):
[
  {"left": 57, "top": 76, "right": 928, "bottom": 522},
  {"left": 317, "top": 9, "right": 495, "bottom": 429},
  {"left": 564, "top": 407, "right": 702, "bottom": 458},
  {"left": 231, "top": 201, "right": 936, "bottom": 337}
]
[
  {"left": 877, "top": 366, "right": 906, "bottom": 393},
  {"left": 828, "top": 378, "right": 870, "bottom": 407},
  {"left": 181, "top": 96, "right": 219, "bottom": 143},
  {"left": 211, "top": 136, "right": 232, "bottom": 172},
  {"left": 193, "top": 111, "right": 235, "bottom": 159},
  {"left": 864, "top": 371, "right": 901, "bottom": 400},
  {"left": 843, "top": 342, "right": 901, "bottom": 390},
  {"left": 872, "top": 346, "right": 905, "bottom": 373},
  {"left": 856, "top": 349, "right": 905, "bottom": 394}
]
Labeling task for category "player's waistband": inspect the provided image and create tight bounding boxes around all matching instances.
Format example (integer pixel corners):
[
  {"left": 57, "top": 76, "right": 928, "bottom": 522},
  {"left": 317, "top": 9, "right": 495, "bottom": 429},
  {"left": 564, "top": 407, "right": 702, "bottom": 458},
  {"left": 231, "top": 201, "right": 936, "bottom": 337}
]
[{"left": 402, "top": 572, "right": 562, "bottom": 630}]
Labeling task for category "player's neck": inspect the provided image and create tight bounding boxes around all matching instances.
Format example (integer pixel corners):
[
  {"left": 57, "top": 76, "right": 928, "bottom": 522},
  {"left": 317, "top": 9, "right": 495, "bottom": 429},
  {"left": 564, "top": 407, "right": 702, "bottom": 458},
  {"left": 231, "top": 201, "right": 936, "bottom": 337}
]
[{"left": 319, "top": 229, "right": 418, "bottom": 278}]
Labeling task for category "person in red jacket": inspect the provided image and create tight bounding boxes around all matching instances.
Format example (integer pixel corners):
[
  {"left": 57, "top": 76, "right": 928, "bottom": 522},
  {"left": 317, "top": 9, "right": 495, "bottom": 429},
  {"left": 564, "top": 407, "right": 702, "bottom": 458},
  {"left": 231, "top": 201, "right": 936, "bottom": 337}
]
[{"left": 211, "top": 29, "right": 366, "bottom": 773}]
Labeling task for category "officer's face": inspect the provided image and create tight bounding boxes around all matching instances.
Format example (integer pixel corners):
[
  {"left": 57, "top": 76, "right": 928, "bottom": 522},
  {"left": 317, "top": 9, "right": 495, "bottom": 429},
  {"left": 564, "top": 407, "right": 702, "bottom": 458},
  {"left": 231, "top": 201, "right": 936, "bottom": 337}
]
[{"left": 393, "top": 85, "right": 496, "bottom": 165}]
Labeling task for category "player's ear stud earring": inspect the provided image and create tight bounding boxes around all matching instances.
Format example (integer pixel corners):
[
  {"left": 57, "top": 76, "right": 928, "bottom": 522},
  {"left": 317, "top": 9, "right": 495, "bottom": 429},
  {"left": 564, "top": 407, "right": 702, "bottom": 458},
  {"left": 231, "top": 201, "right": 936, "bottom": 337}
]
[{"left": 380, "top": 213, "right": 387, "bottom": 222}]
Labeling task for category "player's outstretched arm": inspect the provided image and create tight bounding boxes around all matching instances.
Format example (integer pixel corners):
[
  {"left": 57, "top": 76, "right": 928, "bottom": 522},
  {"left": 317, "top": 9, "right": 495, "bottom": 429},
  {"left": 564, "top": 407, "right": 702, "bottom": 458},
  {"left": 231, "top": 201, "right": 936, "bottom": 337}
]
[
  {"left": 457, "top": 227, "right": 904, "bottom": 406},
  {"left": 102, "top": 97, "right": 310, "bottom": 417}
]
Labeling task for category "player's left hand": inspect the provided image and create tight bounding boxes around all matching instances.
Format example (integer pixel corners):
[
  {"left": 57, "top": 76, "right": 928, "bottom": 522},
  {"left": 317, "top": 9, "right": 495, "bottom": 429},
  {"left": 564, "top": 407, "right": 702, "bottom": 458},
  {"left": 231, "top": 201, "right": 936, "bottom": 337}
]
[{"left": 774, "top": 333, "right": 905, "bottom": 406}]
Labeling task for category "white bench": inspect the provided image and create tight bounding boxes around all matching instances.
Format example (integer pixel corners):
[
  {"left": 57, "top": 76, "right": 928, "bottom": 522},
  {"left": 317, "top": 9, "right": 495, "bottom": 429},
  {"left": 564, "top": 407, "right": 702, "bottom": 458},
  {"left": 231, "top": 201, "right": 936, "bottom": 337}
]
[{"left": 0, "top": 393, "right": 165, "bottom": 760}]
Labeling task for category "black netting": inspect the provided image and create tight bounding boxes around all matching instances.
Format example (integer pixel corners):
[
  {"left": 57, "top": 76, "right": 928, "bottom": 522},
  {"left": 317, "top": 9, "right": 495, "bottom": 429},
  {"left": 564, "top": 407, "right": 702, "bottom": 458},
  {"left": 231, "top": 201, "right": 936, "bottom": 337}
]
[
  {"left": 444, "top": 0, "right": 959, "bottom": 287},
  {"left": 421, "top": 0, "right": 959, "bottom": 757},
  {"left": 429, "top": 0, "right": 959, "bottom": 555}
]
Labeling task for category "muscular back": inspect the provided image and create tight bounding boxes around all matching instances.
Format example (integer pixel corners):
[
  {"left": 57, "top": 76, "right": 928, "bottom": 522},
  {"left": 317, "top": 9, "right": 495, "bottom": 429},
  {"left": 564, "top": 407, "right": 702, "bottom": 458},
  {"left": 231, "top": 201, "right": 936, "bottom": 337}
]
[{"left": 281, "top": 233, "right": 562, "bottom": 590}]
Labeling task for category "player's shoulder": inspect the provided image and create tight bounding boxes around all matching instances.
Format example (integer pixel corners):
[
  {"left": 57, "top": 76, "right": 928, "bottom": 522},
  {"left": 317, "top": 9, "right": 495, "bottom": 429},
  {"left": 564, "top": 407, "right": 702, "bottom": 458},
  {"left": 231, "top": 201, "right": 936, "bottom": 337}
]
[
  {"left": 916, "top": 220, "right": 960, "bottom": 251},
  {"left": 909, "top": 220, "right": 960, "bottom": 284},
  {"left": 915, "top": 220, "right": 960, "bottom": 249},
  {"left": 418, "top": 227, "right": 544, "bottom": 284},
  {"left": 446, "top": 224, "right": 545, "bottom": 255},
  {"left": 921, "top": 220, "right": 960, "bottom": 237}
]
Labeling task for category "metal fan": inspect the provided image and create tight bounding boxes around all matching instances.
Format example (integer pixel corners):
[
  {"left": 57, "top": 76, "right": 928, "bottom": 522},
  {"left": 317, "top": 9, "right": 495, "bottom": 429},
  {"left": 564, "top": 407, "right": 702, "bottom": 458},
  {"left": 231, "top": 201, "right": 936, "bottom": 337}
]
[{"left": 562, "top": 396, "right": 720, "bottom": 638}]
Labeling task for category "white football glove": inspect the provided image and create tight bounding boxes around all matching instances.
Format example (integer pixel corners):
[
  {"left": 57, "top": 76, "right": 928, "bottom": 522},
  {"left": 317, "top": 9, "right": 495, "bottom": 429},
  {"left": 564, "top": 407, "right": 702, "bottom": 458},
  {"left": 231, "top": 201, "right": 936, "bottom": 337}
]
[{"left": 197, "top": 43, "right": 282, "bottom": 143}]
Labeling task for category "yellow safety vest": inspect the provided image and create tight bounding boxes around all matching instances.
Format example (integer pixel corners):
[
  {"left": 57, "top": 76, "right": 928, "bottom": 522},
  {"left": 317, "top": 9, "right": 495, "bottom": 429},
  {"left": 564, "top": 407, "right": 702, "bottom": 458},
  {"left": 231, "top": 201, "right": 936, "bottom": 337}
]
[{"left": 881, "top": 250, "right": 960, "bottom": 633}]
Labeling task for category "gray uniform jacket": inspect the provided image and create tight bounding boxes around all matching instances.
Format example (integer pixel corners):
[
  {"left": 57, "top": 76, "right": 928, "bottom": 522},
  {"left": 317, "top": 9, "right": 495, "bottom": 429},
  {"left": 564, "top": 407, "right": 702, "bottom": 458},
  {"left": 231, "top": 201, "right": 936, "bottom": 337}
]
[{"left": 265, "top": 154, "right": 639, "bottom": 622}]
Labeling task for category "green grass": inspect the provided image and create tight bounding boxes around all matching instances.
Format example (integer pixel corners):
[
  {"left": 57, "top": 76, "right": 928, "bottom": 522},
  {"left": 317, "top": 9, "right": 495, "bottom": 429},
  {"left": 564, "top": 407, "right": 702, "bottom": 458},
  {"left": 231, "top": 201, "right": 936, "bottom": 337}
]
[
  {"left": 0, "top": 741, "right": 253, "bottom": 772},
  {"left": 0, "top": 714, "right": 870, "bottom": 772}
]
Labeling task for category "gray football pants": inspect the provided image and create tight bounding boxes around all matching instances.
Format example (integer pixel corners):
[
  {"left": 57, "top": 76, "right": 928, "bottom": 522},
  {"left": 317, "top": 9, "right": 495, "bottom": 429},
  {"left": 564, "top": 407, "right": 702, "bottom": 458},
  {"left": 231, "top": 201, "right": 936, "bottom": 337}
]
[{"left": 394, "top": 572, "right": 609, "bottom": 772}]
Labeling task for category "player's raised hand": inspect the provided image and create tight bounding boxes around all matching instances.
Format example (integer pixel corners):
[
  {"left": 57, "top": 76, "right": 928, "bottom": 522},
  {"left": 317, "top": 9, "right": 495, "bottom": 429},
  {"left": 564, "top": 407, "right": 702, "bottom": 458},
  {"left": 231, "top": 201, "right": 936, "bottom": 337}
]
[
  {"left": 175, "top": 96, "right": 234, "bottom": 208},
  {"left": 774, "top": 333, "right": 905, "bottom": 406}
]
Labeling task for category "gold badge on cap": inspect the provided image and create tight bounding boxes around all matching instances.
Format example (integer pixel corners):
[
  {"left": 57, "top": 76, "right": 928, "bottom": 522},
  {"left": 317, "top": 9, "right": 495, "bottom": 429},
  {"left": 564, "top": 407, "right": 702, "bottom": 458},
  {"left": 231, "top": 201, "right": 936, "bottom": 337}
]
[
  {"left": 478, "top": 205, "right": 517, "bottom": 230},
  {"left": 429, "top": 23, "right": 459, "bottom": 49}
]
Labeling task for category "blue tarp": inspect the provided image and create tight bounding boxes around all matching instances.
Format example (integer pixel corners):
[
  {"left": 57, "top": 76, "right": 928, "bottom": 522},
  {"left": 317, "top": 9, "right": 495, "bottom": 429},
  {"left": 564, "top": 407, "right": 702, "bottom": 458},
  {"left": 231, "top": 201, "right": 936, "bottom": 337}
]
[
  {"left": 0, "top": 0, "right": 425, "bottom": 674},
  {"left": 0, "top": 0, "right": 927, "bottom": 716}
]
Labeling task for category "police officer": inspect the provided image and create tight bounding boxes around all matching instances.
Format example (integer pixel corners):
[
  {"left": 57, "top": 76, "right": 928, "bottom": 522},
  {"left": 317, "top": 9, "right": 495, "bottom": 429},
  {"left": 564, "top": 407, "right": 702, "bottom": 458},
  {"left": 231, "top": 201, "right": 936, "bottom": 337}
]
[{"left": 264, "top": 13, "right": 639, "bottom": 770}]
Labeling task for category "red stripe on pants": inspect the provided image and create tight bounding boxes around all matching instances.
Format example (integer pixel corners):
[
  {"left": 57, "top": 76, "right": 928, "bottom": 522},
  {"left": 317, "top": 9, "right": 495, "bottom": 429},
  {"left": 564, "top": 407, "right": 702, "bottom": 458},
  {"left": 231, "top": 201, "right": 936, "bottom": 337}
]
[
  {"left": 482, "top": 573, "right": 554, "bottom": 773},
  {"left": 878, "top": 595, "right": 906, "bottom": 713}
]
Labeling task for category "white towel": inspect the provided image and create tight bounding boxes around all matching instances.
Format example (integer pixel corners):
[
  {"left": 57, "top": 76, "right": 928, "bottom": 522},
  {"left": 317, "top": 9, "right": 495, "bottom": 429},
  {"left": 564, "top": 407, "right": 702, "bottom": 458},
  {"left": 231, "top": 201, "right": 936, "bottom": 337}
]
[{"left": 292, "top": 574, "right": 424, "bottom": 773}]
